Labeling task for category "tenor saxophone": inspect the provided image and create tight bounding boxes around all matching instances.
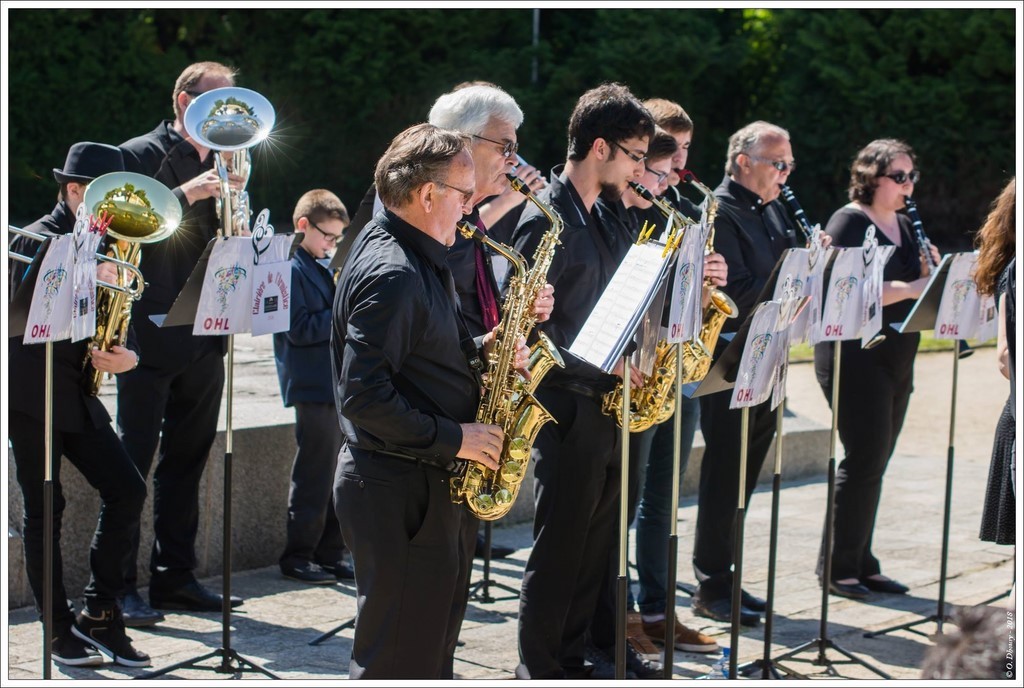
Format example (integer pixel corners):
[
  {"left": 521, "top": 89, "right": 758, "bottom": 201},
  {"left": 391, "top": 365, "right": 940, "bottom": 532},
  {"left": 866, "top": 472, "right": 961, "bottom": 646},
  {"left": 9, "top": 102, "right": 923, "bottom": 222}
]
[
  {"left": 449, "top": 175, "right": 565, "bottom": 520},
  {"left": 678, "top": 171, "right": 737, "bottom": 385},
  {"left": 602, "top": 181, "right": 694, "bottom": 432}
]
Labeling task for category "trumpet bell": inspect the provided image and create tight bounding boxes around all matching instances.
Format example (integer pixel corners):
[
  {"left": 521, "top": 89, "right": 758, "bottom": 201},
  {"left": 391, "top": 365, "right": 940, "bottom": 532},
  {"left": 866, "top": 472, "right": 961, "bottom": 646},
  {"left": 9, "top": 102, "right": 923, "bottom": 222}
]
[
  {"left": 83, "top": 172, "right": 182, "bottom": 243},
  {"left": 184, "top": 87, "right": 275, "bottom": 152}
]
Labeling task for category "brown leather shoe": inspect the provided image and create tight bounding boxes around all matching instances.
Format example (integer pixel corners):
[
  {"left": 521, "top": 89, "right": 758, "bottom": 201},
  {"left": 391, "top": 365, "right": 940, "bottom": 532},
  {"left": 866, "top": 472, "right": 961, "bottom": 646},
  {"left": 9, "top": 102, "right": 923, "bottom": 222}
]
[
  {"left": 642, "top": 614, "right": 719, "bottom": 653},
  {"left": 626, "top": 611, "right": 662, "bottom": 660}
]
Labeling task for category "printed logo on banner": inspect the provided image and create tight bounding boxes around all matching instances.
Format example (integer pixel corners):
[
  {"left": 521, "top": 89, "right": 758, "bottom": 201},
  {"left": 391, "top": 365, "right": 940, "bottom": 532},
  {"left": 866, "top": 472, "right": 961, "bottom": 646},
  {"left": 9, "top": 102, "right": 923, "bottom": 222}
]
[
  {"left": 831, "top": 276, "right": 858, "bottom": 316},
  {"left": 41, "top": 267, "right": 68, "bottom": 317},
  {"left": 215, "top": 264, "right": 247, "bottom": 314}
]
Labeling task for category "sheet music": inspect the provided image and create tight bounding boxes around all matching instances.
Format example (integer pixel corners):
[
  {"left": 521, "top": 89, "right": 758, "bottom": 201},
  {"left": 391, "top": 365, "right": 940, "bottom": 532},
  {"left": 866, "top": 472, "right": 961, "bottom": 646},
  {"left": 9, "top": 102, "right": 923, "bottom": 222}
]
[{"left": 569, "top": 241, "right": 672, "bottom": 372}]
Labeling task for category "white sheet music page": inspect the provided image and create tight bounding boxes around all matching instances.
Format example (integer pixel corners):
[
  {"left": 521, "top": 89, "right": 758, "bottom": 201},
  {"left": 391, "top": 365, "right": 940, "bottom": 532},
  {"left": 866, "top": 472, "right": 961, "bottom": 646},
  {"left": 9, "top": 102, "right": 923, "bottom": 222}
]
[{"left": 569, "top": 241, "right": 670, "bottom": 373}]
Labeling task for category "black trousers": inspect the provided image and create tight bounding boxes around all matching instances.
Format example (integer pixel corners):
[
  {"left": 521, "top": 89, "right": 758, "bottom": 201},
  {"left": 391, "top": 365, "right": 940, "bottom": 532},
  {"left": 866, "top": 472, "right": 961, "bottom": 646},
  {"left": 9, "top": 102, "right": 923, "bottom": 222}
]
[
  {"left": 815, "top": 337, "right": 915, "bottom": 581},
  {"left": 692, "top": 389, "right": 778, "bottom": 599},
  {"left": 336, "top": 447, "right": 466, "bottom": 679},
  {"left": 116, "top": 350, "right": 224, "bottom": 586},
  {"left": 516, "top": 388, "right": 621, "bottom": 679},
  {"left": 10, "top": 411, "right": 147, "bottom": 625},
  {"left": 280, "top": 402, "right": 345, "bottom": 569}
]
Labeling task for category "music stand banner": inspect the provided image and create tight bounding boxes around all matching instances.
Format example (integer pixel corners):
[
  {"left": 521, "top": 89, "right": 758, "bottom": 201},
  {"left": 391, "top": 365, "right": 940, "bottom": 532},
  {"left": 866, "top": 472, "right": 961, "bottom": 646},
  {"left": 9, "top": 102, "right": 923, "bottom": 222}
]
[
  {"left": 934, "top": 252, "right": 997, "bottom": 341},
  {"left": 23, "top": 234, "right": 76, "bottom": 344}
]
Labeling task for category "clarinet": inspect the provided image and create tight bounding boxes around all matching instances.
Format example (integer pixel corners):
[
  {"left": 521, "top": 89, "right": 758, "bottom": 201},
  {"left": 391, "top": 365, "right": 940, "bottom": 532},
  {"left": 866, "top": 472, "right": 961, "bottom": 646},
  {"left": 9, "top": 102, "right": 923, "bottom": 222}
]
[
  {"left": 778, "top": 184, "right": 814, "bottom": 246},
  {"left": 903, "top": 195, "right": 937, "bottom": 269}
]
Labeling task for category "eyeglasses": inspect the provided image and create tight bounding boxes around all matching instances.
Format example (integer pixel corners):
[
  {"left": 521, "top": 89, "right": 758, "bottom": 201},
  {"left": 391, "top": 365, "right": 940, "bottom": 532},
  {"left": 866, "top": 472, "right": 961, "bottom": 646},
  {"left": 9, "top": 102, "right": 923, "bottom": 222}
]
[
  {"left": 472, "top": 134, "right": 519, "bottom": 159},
  {"left": 749, "top": 156, "right": 796, "bottom": 173},
  {"left": 310, "top": 221, "right": 344, "bottom": 245},
  {"left": 880, "top": 169, "right": 920, "bottom": 185},
  {"left": 435, "top": 180, "right": 474, "bottom": 205},
  {"left": 613, "top": 141, "right": 647, "bottom": 165},
  {"left": 645, "top": 166, "right": 670, "bottom": 185}
]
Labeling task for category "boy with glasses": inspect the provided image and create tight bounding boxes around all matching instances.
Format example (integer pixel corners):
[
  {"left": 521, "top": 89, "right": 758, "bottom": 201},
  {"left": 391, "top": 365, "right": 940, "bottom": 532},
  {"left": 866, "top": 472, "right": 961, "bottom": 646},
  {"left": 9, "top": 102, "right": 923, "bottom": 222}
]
[{"left": 273, "top": 189, "right": 353, "bottom": 585}]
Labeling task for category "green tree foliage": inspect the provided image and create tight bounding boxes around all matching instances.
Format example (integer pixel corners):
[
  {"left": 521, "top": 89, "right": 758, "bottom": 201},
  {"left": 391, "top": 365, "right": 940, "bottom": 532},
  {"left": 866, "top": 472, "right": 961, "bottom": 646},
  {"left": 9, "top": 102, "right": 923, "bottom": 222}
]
[{"left": 7, "top": 7, "right": 1015, "bottom": 250}]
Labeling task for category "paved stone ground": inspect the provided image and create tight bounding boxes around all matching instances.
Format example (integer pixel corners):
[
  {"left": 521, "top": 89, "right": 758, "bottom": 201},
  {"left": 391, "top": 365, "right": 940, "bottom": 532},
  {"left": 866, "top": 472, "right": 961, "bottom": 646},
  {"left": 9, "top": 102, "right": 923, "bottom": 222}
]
[{"left": 5, "top": 348, "right": 1018, "bottom": 681}]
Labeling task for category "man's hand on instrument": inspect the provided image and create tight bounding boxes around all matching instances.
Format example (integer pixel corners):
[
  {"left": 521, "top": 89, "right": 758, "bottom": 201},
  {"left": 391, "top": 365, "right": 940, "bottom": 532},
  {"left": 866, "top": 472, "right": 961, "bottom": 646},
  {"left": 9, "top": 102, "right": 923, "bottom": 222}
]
[
  {"left": 457, "top": 423, "right": 504, "bottom": 470},
  {"left": 514, "top": 163, "right": 547, "bottom": 195},
  {"left": 90, "top": 345, "right": 138, "bottom": 375},
  {"left": 703, "top": 252, "right": 728, "bottom": 287},
  {"left": 612, "top": 358, "right": 645, "bottom": 389},
  {"left": 532, "top": 284, "right": 554, "bottom": 322},
  {"left": 181, "top": 169, "right": 247, "bottom": 206},
  {"left": 96, "top": 260, "right": 119, "bottom": 285}
]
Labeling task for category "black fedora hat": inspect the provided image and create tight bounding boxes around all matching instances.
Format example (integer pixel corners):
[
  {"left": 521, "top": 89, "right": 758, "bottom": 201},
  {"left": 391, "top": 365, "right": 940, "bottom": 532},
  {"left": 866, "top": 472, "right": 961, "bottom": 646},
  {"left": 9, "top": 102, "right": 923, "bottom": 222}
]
[{"left": 52, "top": 141, "right": 125, "bottom": 184}]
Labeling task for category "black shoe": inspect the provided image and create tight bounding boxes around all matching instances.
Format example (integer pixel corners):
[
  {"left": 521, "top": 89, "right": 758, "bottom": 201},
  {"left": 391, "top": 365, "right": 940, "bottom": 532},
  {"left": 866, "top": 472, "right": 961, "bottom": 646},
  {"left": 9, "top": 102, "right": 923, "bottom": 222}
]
[
  {"left": 828, "top": 579, "right": 870, "bottom": 599},
  {"left": 149, "top": 579, "right": 244, "bottom": 612},
  {"left": 52, "top": 628, "right": 104, "bottom": 667},
  {"left": 740, "top": 589, "right": 767, "bottom": 612},
  {"left": 318, "top": 559, "right": 356, "bottom": 581},
  {"left": 585, "top": 644, "right": 637, "bottom": 679},
  {"left": 72, "top": 607, "right": 151, "bottom": 667},
  {"left": 118, "top": 588, "right": 164, "bottom": 627},
  {"left": 692, "top": 591, "right": 760, "bottom": 627},
  {"left": 624, "top": 643, "right": 664, "bottom": 679},
  {"left": 475, "top": 533, "right": 516, "bottom": 559},
  {"left": 862, "top": 576, "right": 909, "bottom": 594},
  {"left": 281, "top": 561, "right": 337, "bottom": 585}
]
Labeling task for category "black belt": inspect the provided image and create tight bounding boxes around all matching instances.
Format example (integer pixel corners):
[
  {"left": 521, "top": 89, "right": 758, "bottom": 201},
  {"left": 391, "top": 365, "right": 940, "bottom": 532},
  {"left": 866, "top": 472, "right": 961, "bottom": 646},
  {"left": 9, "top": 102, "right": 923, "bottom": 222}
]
[
  {"left": 558, "top": 380, "right": 608, "bottom": 402},
  {"left": 360, "top": 447, "right": 458, "bottom": 474}
]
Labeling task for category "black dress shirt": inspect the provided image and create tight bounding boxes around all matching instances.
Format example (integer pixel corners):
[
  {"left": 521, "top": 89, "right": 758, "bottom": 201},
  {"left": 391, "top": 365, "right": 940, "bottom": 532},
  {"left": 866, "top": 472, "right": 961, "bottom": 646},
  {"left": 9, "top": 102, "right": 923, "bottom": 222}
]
[
  {"left": 332, "top": 210, "right": 480, "bottom": 469},
  {"left": 712, "top": 176, "right": 798, "bottom": 333},
  {"left": 119, "top": 120, "right": 222, "bottom": 366},
  {"left": 508, "top": 166, "right": 633, "bottom": 391},
  {"left": 449, "top": 208, "right": 502, "bottom": 339}
]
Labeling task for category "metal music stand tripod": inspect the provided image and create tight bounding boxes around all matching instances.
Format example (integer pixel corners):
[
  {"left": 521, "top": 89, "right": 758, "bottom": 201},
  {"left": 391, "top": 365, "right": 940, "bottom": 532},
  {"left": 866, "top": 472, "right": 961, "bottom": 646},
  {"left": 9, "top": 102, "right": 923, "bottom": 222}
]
[
  {"left": 467, "top": 522, "right": 519, "bottom": 603},
  {"left": 138, "top": 238, "right": 283, "bottom": 679},
  {"left": 771, "top": 341, "right": 890, "bottom": 679},
  {"left": 138, "top": 333, "right": 277, "bottom": 679}
]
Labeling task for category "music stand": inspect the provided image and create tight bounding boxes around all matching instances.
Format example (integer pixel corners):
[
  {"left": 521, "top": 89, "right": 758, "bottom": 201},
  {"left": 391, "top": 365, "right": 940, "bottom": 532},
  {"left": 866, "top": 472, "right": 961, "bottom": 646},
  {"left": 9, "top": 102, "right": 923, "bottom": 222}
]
[
  {"left": 864, "top": 255, "right": 965, "bottom": 639},
  {"left": 137, "top": 236, "right": 298, "bottom": 679},
  {"left": 467, "top": 523, "right": 519, "bottom": 604},
  {"left": 10, "top": 240, "right": 62, "bottom": 678},
  {"left": 772, "top": 249, "right": 890, "bottom": 680}
]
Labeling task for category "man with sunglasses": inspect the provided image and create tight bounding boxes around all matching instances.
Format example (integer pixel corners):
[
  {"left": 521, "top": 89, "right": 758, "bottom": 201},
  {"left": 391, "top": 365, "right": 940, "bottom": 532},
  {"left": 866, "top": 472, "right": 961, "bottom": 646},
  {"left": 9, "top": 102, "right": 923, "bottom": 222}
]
[
  {"left": 272, "top": 190, "right": 354, "bottom": 586},
  {"left": 115, "top": 61, "right": 246, "bottom": 624},
  {"left": 507, "top": 82, "right": 657, "bottom": 679},
  {"left": 688, "top": 120, "right": 800, "bottom": 627}
]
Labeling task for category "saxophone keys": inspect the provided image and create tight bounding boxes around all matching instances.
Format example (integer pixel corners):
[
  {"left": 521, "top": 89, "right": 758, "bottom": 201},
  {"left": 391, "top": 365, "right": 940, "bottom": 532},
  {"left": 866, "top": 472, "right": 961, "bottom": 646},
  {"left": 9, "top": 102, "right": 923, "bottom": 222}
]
[
  {"left": 494, "top": 488, "right": 513, "bottom": 506},
  {"left": 500, "top": 459, "right": 523, "bottom": 482},
  {"left": 507, "top": 437, "right": 530, "bottom": 461}
]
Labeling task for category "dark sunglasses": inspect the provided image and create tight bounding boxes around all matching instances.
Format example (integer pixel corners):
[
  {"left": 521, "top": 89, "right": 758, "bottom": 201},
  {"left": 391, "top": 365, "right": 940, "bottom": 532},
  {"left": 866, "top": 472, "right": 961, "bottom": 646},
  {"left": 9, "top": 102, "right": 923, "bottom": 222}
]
[
  {"left": 750, "top": 155, "right": 796, "bottom": 173},
  {"left": 472, "top": 134, "right": 519, "bottom": 159},
  {"left": 881, "top": 169, "right": 920, "bottom": 185}
]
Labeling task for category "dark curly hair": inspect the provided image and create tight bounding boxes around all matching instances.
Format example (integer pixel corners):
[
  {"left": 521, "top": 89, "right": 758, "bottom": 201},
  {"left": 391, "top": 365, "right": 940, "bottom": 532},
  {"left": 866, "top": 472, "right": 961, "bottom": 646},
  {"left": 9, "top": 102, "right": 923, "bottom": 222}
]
[{"left": 847, "top": 139, "right": 916, "bottom": 206}]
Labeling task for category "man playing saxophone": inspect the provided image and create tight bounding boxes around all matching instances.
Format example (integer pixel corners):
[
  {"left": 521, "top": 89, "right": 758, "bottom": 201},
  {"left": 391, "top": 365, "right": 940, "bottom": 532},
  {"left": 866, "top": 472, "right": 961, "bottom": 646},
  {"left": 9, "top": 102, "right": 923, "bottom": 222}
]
[
  {"left": 9, "top": 142, "right": 151, "bottom": 667},
  {"left": 332, "top": 123, "right": 528, "bottom": 678},
  {"left": 507, "top": 83, "right": 654, "bottom": 679},
  {"left": 426, "top": 82, "right": 553, "bottom": 676}
]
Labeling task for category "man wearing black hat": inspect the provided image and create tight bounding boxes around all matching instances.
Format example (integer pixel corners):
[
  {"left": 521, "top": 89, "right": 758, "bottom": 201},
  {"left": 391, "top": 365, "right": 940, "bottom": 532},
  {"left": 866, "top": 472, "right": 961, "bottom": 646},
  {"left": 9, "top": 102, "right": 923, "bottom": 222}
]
[
  {"left": 114, "top": 60, "right": 245, "bottom": 622},
  {"left": 9, "top": 141, "right": 124, "bottom": 295},
  {"left": 9, "top": 141, "right": 153, "bottom": 667}
]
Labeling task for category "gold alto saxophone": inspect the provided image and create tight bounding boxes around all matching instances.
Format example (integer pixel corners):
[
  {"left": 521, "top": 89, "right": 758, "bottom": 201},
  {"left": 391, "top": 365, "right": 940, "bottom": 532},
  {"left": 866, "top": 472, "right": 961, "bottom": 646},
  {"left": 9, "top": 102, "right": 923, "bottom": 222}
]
[
  {"left": 81, "top": 173, "right": 181, "bottom": 394},
  {"left": 678, "top": 171, "right": 737, "bottom": 384},
  {"left": 449, "top": 174, "right": 565, "bottom": 520},
  {"left": 602, "top": 181, "right": 695, "bottom": 432}
]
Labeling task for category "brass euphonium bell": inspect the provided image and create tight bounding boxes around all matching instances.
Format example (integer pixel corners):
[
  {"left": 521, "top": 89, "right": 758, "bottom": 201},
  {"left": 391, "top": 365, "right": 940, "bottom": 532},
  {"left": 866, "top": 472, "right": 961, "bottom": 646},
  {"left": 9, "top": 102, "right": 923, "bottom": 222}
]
[
  {"left": 81, "top": 172, "right": 182, "bottom": 394},
  {"left": 183, "top": 86, "right": 275, "bottom": 236}
]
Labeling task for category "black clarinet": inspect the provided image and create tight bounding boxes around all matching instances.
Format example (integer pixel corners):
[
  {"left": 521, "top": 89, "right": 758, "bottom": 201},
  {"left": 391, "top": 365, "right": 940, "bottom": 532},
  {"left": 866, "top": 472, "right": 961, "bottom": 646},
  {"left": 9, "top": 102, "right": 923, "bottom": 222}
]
[
  {"left": 904, "top": 195, "right": 937, "bottom": 269},
  {"left": 778, "top": 184, "right": 814, "bottom": 245}
]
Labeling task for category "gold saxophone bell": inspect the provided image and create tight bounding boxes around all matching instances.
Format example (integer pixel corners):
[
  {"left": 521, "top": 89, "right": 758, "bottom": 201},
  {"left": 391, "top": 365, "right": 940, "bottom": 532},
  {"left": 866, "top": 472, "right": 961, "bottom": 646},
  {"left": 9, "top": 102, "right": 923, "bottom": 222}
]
[
  {"left": 80, "top": 172, "right": 182, "bottom": 394},
  {"left": 449, "top": 177, "right": 566, "bottom": 521}
]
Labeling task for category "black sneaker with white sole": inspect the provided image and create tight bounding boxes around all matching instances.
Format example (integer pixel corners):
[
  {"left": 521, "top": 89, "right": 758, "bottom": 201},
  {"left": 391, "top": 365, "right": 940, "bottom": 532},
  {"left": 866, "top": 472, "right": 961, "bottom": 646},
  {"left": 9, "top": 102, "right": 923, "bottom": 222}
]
[
  {"left": 51, "top": 630, "right": 104, "bottom": 667},
  {"left": 72, "top": 607, "right": 151, "bottom": 667}
]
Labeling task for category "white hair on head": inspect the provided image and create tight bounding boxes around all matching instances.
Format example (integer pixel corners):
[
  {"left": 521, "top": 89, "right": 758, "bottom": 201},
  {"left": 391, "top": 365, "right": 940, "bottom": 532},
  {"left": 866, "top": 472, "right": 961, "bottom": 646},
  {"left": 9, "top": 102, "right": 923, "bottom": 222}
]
[
  {"left": 428, "top": 84, "right": 524, "bottom": 135},
  {"left": 725, "top": 120, "right": 790, "bottom": 177}
]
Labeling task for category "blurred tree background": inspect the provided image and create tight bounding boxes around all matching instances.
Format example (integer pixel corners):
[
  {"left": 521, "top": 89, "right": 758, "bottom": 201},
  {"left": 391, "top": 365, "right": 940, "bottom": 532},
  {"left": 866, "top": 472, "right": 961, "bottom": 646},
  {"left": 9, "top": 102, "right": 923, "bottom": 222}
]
[{"left": 7, "top": 7, "right": 1016, "bottom": 248}]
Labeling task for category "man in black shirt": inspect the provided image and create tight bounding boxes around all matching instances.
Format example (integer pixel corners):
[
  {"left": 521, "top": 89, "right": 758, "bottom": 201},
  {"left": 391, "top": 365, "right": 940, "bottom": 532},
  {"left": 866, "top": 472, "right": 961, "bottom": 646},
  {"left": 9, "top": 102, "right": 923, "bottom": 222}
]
[
  {"left": 691, "top": 120, "right": 799, "bottom": 626},
  {"left": 508, "top": 83, "right": 654, "bottom": 679},
  {"left": 116, "top": 61, "right": 245, "bottom": 623},
  {"left": 332, "top": 123, "right": 513, "bottom": 678}
]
